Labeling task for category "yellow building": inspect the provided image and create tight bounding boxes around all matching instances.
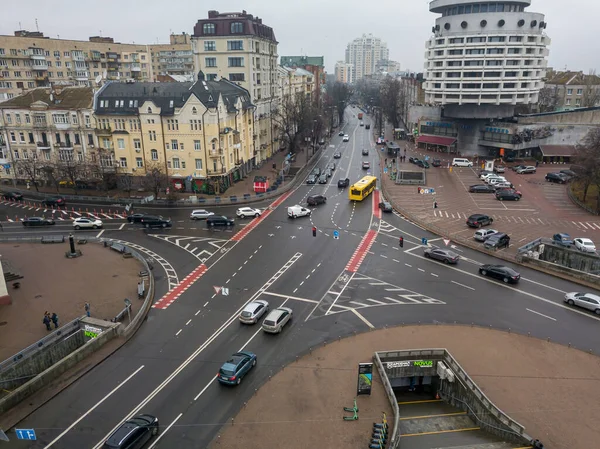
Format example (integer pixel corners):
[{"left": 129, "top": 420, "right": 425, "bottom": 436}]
[{"left": 94, "top": 75, "right": 254, "bottom": 194}]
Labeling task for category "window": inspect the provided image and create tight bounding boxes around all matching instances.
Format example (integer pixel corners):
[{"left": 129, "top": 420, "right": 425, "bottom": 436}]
[
  {"left": 15, "top": 113, "right": 21, "bottom": 123},
  {"left": 147, "top": 107, "right": 153, "bottom": 114},
  {"left": 136, "top": 157, "right": 143, "bottom": 168},
  {"left": 194, "top": 140, "right": 201, "bottom": 151},
  {"left": 230, "top": 22, "right": 243, "bottom": 33},
  {"left": 71, "top": 113, "right": 78, "bottom": 125},
  {"left": 192, "top": 107, "right": 198, "bottom": 115},
  {"left": 228, "top": 57, "right": 244, "bottom": 67},
  {"left": 205, "top": 57, "right": 217, "bottom": 68},
  {"left": 28, "top": 132, "right": 34, "bottom": 143},
  {"left": 134, "top": 139, "right": 141, "bottom": 149},
  {"left": 88, "top": 134, "right": 94, "bottom": 145},
  {"left": 53, "top": 114, "right": 69, "bottom": 124},
  {"left": 171, "top": 139, "right": 179, "bottom": 150},
  {"left": 566, "top": 98, "right": 571, "bottom": 105},
  {"left": 577, "top": 89, "right": 583, "bottom": 95},
  {"left": 567, "top": 89, "right": 573, "bottom": 95},
  {"left": 5, "top": 114, "right": 11, "bottom": 124},
  {"left": 204, "top": 41, "right": 216, "bottom": 52},
  {"left": 117, "top": 138, "right": 125, "bottom": 149},
  {"left": 229, "top": 73, "right": 245, "bottom": 82},
  {"left": 19, "top": 132, "right": 25, "bottom": 142},
  {"left": 206, "top": 74, "right": 218, "bottom": 81},
  {"left": 172, "top": 158, "right": 180, "bottom": 169},
  {"left": 74, "top": 134, "right": 81, "bottom": 145},
  {"left": 149, "top": 130, "right": 157, "bottom": 141},
  {"left": 167, "top": 119, "right": 179, "bottom": 131},
  {"left": 64, "top": 51, "right": 70, "bottom": 57},
  {"left": 119, "top": 157, "right": 127, "bottom": 167},
  {"left": 227, "top": 40, "right": 244, "bottom": 51},
  {"left": 151, "top": 149, "right": 158, "bottom": 160},
  {"left": 575, "top": 98, "right": 581, "bottom": 106},
  {"left": 203, "top": 23, "right": 216, "bottom": 34},
  {"left": 191, "top": 119, "right": 201, "bottom": 130},
  {"left": 13, "top": 149, "right": 19, "bottom": 159}
]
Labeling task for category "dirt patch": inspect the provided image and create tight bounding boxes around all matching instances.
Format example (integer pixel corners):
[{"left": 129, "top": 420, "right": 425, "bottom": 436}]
[{"left": 0, "top": 243, "right": 143, "bottom": 361}]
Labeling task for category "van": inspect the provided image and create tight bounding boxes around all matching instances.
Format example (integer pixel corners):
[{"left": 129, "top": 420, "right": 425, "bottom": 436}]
[
  {"left": 287, "top": 205, "right": 311, "bottom": 219},
  {"left": 452, "top": 158, "right": 473, "bottom": 167}
]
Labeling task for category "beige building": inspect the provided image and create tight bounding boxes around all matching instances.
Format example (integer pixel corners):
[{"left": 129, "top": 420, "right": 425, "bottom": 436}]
[
  {"left": 148, "top": 33, "right": 195, "bottom": 81},
  {"left": 191, "top": 10, "right": 278, "bottom": 163},
  {"left": 335, "top": 61, "right": 353, "bottom": 84},
  {"left": 277, "top": 66, "right": 314, "bottom": 100},
  {"left": 542, "top": 70, "right": 600, "bottom": 111},
  {"left": 94, "top": 77, "right": 254, "bottom": 194}
]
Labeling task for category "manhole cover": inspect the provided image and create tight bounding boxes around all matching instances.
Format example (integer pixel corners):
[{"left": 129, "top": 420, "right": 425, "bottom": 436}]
[
  {"left": 112, "top": 274, "right": 119, "bottom": 278},
  {"left": 0, "top": 322, "right": 7, "bottom": 326},
  {"left": 35, "top": 295, "right": 43, "bottom": 299}
]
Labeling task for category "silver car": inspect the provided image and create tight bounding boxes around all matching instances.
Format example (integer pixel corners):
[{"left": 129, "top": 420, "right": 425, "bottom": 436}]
[
  {"left": 564, "top": 292, "right": 600, "bottom": 315},
  {"left": 239, "top": 300, "right": 269, "bottom": 324},
  {"left": 474, "top": 229, "right": 498, "bottom": 242},
  {"left": 423, "top": 247, "right": 459, "bottom": 264},
  {"left": 261, "top": 307, "right": 293, "bottom": 333}
]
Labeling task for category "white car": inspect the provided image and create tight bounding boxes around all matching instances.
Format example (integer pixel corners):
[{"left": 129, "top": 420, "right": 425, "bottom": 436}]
[
  {"left": 73, "top": 217, "right": 103, "bottom": 229},
  {"left": 474, "top": 229, "right": 498, "bottom": 242},
  {"left": 488, "top": 177, "right": 508, "bottom": 186},
  {"left": 343, "top": 135, "right": 349, "bottom": 142},
  {"left": 236, "top": 207, "right": 262, "bottom": 218},
  {"left": 190, "top": 209, "right": 214, "bottom": 220},
  {"left": 564, "top": 292, "right": 600, "bottom": 315},
  {"left": 287, "top": 205, "right": 311, "bottom": 218},
  {"left": 574, "top": 237, "right": 596, "bottom": 253},
  {"left": 239, "top": 300, "right": 269, "bottom": 324}
]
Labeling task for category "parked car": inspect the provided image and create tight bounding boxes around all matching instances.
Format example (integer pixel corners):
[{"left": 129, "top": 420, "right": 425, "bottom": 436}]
[
  {"left": 560, "top": 169, "right": 577, "bottom": 178},
  {"left": 338, "top": 178, "right": 350, "bottom": 188},
  {"left": 73, "top": 217, "right": 103, "bottom": 230},
  {"left": 365, "top": 124, "right": 371, "bottom": 129},
  {"left": 22, "top": 217, "right": 55, "bottom": 227},
  {"left": 494, "top": 165, "right": 506, "bottom": 174},
  {"left": 511, "top": 164, "right": 526, "bottom": 172},
  {"left": 484, "top": 232, "right": 511, "bottom": 250},
  {"left": 362, "top": 148, "right": 369, "bottom": 156},
  {"left": 128, "top": 213, "right": 150, "bottom": 223},
  {"left": 190, "top": 209, "right": 214, "bottom": 220},
  {"left": 307, "top": 195, "right": 327, "bottom": 206},
  {"left": 307, "top": 174, "right": 317, "bottom": 184},
  {"left": 206, "top": 216, "right": 234, "bottom": 227},
  {"left": 217, "top": 351, "right": 257, "bottom": 385},
  {"left": 474, "top": 229, "right": 498, "bottom": 242},
  {"left": 479, "top": 264, "right": 520, "bottom": 284},
  {"left": 262, "top": 307, "right": 293, "bottom": 333},
  {"left": 479, "top": 171, "right": 494, "bottom": 179},
  {"left": 466, "top": 214, "right": 494, "bottom": 228},
  {"left": 343, "top": 135, "right": 349, "bottom": 142},
  {"left": 239, "top": 300, "right": 269, "bottom": 324},
  {"left": 236, "top": 207, "right": 262, "bottom": 218},
  {"left": 496, "top": 190, "right": 521, "bottom": 201},
  {"left": 362, "top": 161, "right": 370, "bottom": 169},
  {"left": 516, "top": 166, "right": 536, "bottom": 174},
  {"left": 333, "top": 152, "right": 342, "bottom": 159},
  {"left": 432, "top": 159, "right": 441, "bottom": 167},
  {"left": 424, "top": 247, "right": 459, "bottom": 264},
  {"left": 287, "top": 205, "right": 311, "bottom": 218},
  {"left": 469, "top": 185, "right": 495, "bottom": 193},
  {"left": 545, "top": 172, "right": 569, "bottom": 184},
  {"left": 503, "top": 154, "right": 515, "bottom": 162},
  {"left": 574, "top": 237, "right": 596, "bottom": 253},
  {"left": 486, "top": 176, "right": 507, "bottom": 185},
  {"left": 141, "top": 216, "right": 172, "bottom": 228},
  {"left": 318, "top": 174, "right": 328, "bottom": 184},
  {"left": 409, "top": 157, "right": 416, "bottom": 164},
  {"left": 379, "top": 201, "right": 393, "bottom": 212},
  {"left": 564, "top": 292, "right": 600, "bottom": 315},
  {"left": 552, "top": 233, "right": 573, "bottom": 247},
  {"left": 452, "top": 158, "right": 473, "bottom": 167},
  {"left": 417, "top": 160, "right": 430, "bottom": 169},
  {"left": 493, "top": 182, "right": 514, "bottom": 190},
  {"left": 102, "top": 414, "right": 159, "bottom": 449},
  {"left": 3, "top": 192, "right": 23, "bottom": 201},
  {"left": 41, "top": 196, "right": 66, "bottom": 208}
]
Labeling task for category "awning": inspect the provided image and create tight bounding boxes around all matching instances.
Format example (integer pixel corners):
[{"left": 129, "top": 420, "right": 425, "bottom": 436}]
[
  {"left": 539, "top": 145, "right": 577, "bottom": 157},
  {"left": 416, "top": 135, "right": 457, "bottom": 146}
]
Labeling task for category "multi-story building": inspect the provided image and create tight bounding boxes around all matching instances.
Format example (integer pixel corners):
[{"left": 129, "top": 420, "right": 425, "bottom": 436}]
[
  {"left": 542, "top": 71, "right": 600, "bottom": 111},
  {"left": 93, "top": 75, "right": 254, "bottom": 194},
  {"left": 0, "top": 86, "right": 98, "bottom": 185},
  {"left": 148, "top": 33, "right": 195, "bottom": 81},
  {"left": 277, "top": 67, "right": 315, "bottom": 100},
  {"left": 191, "top": 10, "right": 278, "bottom": 164},
  {"left": 0, "top": 30, "right": 153, "bottom": 102},
  {"left": 335, "top": 61, "right": 354, "bottom": 84},
  {"left": 345, "top": 34, "right": 389, "bottom": 82},
  {"left": 280, "top": 56, "right": 326, "bottom": 104}
]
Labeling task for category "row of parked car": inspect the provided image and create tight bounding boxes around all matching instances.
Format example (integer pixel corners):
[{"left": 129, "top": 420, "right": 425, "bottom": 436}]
[
  {"left": 2, "top": 192, "right": 67, "bottom": 208},
  {"left": 552, "top": 233, "right": 597, "bottom": 253}
]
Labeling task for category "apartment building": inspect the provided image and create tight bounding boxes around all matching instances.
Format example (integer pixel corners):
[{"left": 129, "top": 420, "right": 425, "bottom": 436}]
[
  {"left": 542, "top": 71, "right": 600, "bottom": 111},
  {"left": 94, "top": 76, "right": 254, "bottom": 194},
  {"left": 0, "top": 30, "right": 153, "bottom": 102},
  {"left": 277, "top": 66, "right": 315, "bottom": 100},
  {"left": 345, "top": 34, "right": 389, "bottom": 82},
  {"left": 335, "top": 61, "right": 354, "bottom": 84},
  {"left": 148, "top": 33, "right": 195, "bottom": 81},
  {"left": 280, "top": 56, "right": 326, "bottom": 104},
  {"left": 0, "top": 86, "right": 98, "bottom": 185},
  {"left": 191, "top": 10, "right": 278, "bottom": 164}
]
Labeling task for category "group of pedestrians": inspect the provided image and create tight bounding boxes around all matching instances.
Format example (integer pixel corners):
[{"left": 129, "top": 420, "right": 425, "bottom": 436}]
[{"left": 42, "top": 311, "right": 58, "bottom": 331}]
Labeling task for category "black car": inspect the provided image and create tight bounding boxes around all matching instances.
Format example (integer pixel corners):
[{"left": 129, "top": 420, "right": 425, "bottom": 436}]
[
  {"left": 432, "top": 159, "right": 441, "bottom": 167},
  {"left": 484, "top": 232, "right": 510, "bottom": 250},
  {"left": 379, "top": 201, "right": 393, "bottom": 212},
  {"left": 333, "top": 152, "right": 342, "bottom": 159},
  {"left": 127, "top": 213, "right": 149, "bottom": 223},
  {"left": 41, "top": 196, "right": 66, "bottom": 208},
  {"left": 503, "top": 155, "right": 516, "bottom": 163},
  {"left": 469, "top": 185, "right": 495, "bottom": 193},
  {"left": 466, "top": 214, "right": 494, "bottom": 228},
  {"left": 365, "top": 124, "right": 370, "bottom": 129},
  {"left": 421, "top": 161, "right": 430, "bottom": 169},
  {"left": 140, "top": 216, "right": 172, "bottom": 228},
  {"left": 22, "top": 217, "right": 55, "bottom": 226},
  {"left": 318, "top": 174, "right": 328, "bottom": 184},
  {"left": 3, "top": 192, "right": 23, "bottom": 201},
  {"left": 338, "top": 178, "right": 350, "bottom": 188},
  {"left": 311, "top": 167, "right": 321, "bottom": 177},
  {"left": 496, "top": 190, "right": 521, "bottom": 201},
  {"left": 307, "top": 195, "right": 327, "bottom": 206},
  {"left": 307, "top": 174, "right": 317, "bottom": 184},
  {"left": 206, "top": 215, "right": 235, "bottom": 228},
  {"left": 479, "top": 264, "right": 520, "bottom": 284},
  {"left": 560, "top": 169, "right": 577, "bottom": 178},
  {"left": 362, "top": 149, "right": 369, "bottom": 156},
  {"left": 338, "top": 131, "right": 345, "bottom": 136},
  {"left": 545, "top": 172, "right": 569, "bottom": 184},
  {"left": 412, "top": 158, "right": 421, "bottom": 165},
  {"left": 409, "top": 157, "right": 416, "bottom": 164},
  {"left": 424, "top": 247, "right": 460, "bottom": 264},
  {"left": 102, "top": 414, "right": 159, "bottom": 449}
]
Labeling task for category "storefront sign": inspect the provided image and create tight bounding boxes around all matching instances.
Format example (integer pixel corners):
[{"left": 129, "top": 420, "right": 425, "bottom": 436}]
[
  {"left": 386, "top": 360, "right": 434, "bottom": 369},
  {"left": 357, "top": 363, "right": 373, "bottom": 395},
  {"left": 84, "top": 324, "right": 103, "bottom": 339}
]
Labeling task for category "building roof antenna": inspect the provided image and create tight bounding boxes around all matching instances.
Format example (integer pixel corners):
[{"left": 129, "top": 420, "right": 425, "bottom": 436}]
[{"left": 35, "top": 18, "right": 39, "bottom": 32}]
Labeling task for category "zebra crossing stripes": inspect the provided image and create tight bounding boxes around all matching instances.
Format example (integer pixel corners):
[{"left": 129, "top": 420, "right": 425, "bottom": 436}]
[{"left": 151, "top": 235, "right": 227, "bottom": 263}]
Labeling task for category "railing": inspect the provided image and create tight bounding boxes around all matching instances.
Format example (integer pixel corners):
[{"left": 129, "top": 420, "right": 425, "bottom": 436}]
[{"left": 373, "top": 352, "right": 401, "bottom": 448}]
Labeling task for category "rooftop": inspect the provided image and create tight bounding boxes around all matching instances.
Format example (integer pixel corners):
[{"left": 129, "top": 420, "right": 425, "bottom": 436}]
[
  {"left": 280, "top": 56, "right": 325, "bottom": 68},
  {"left": 0, "top": 87, "right": 94, "bottom": 110},
  {"left": 546, "top": 71, "right": 600, "bottom": 86}
]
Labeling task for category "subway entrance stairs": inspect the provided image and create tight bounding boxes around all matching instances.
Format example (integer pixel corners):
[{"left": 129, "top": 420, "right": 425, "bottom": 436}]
[{"left": 396, "top": 393, "right": 529, "bottom": 449}]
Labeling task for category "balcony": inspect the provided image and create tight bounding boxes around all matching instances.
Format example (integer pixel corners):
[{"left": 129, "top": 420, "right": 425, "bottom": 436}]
[
  {"left": 75, "top": 71, "right": 90, "bottom": 80},
  {"left": 36, "top": 141, "right": 51, "bottom": 150},
  {"left": 32, "top": 63, "right": 49, "bottom": 71},
  {"left": 29, "top": 52, "right": 46, "bottom": 61},
  {"left": 207, "top": 168, "right": 226, "bottom": 176},
  {"left": 95, "top": 127, "right": 112, "bottom": 136},
  {"left": 72, "top": 53, "right": 85, "bottom": 61},
  {"left": 91, "top": 51, "right": 101, "bottom": 61},
  {"left": 209, "top": 148, "right": 224, "bottom": 157},
  {"left": 33, "top": 121, "right": 48, "bottom": 129},
  {"left": 131, "top": 63, "right": 141, "bottom": 72}
]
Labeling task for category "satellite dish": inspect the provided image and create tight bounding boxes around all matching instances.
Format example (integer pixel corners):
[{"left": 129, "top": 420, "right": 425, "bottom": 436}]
[{"left": 95, "top": 75, "right": 102, "bottom": 84}]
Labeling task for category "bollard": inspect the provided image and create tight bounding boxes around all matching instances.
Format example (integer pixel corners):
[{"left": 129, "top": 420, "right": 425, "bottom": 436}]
[
  {"left": 508, "top": 328, "right": 511, "bottom": 333},
  {"left": 528, "top": 332, "right": 531, "bottom": 337},
  {"left": 231, "top": 418, "right": 234, "bottom": 426},
  {"left": 547, "top": 337, "right": 550, "bottom": 342},
  {"left": 309, "top": 347, "right": 312, "bottom": 354},
  {"left": 568, "top": 343, "right": 571, "bottom": 348}
]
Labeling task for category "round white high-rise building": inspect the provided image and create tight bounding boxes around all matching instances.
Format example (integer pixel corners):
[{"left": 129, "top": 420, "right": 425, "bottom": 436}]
[{"left": 424, "top": 0, "right": 550, "bottom": 111}]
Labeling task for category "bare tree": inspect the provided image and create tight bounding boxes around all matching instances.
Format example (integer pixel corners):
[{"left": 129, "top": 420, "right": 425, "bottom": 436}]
[
  {"left": 143, "top": 161, "right": 169, "bottom": 199},
  {"left": 14, "top": 155, "right": 44, "bottom": 192},
  {"left": 380, "top": 76, "right": 403, "bottom": 129},
  {"left": 573, "top": 128, "right": 600, "bottom": 211},
  {"left": 56, "top": 155, "right": 86, "bottom": 194},
  {"left": 537, "top": 86, "right": 559, "bottom": 112},
  {"left": 582, "top": 69, "right": 600, "bottom": 108},
  {"left": 117, "top": 174, "right": 135, "bottom": 197},
  {"left": 327, "top": 82, "right": 352, "bottom": 125},
  {"left": 272, "top": 93, "right": 314, "bottom": 153}
]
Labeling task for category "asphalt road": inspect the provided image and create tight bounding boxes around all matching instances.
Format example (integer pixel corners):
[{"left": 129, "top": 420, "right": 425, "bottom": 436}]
[{"left": 8, "top": 110, "right": 600, "bottom": 449}]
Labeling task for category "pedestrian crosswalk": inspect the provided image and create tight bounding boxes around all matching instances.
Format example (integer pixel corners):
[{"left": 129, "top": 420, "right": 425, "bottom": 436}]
[
  {"left": 150, "top": 235, "right": 227, "bottom": 263},
  {"left": 0, "top": 199, "right": 125, "bottom": 221}
]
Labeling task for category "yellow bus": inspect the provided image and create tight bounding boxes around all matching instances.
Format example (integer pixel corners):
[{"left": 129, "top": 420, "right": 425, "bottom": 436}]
[{"left": 349, "top": 176, "right": 377, "bottom": 201}]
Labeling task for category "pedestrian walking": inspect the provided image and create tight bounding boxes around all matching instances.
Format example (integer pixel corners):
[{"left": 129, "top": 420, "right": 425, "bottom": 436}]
[
  {"left": 51, "top": 312, "right": 59, "bottom": 329},
  {"left": 399, "top": 236, "right": 404, "bottom": 248},
  {"left": 43, "top": 313, "right": 51, "bottom": 331},
  {"left": 85, "top": 302, "right": 91, "bottom": 317},
  {"left": 535, "top": 160, "right": 539, "bottom": 168},
  {"left": 434, "top": 201, "right": 438, "bottom": 209}
]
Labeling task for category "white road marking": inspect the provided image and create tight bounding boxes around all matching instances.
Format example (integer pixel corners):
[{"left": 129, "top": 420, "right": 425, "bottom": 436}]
[
  {"left": 526, "top": 308, "right": 557, "bottom": 321},
  {"left": 119, "top": 223, "right": 125, "bottom": 230},
  {"left": 405, "top": 264, "right": 412, "bottom": 267},
  {"left": 175, "top": 329, "right": 182, "bottom": 336},
  {"left": 186, "top": 319, "right": 192, "bottom": 326},
  {"left": 261, "top": 291, "right": 319, "bottom": 304},
  {"left": 147, "top": 413, "right": 183, "bottom": 449},
  {"left": 431, "top": 273, "right": 439, "bottom": 277},
  {"left": 351, "top": 308, "right": 374, "bottom": 328},
  {"left": 96, "top": 230, "right": 105, "bottom": 238},
  {"left": 451, "top": 281, "right": 475, "bottom": 291},
  {"left": 196, "top": 310, "right": 202, "bottom": 316}
]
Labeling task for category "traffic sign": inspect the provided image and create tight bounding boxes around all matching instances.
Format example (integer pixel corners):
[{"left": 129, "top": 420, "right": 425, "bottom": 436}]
[
  {"left": 213, "top": 286, "right": 222, "bottom": 294},
  {"left": 15, "top": 429, "right": 36, "bottom": 440},
  {"left": 333, "top": 230, "right": 340, "bottom": 239},
  {"left": 443, "top": 239, "right": 451, "bottom": 246},
  {"left": 421, "top": 237, "right": 428, "bottom": 245}
]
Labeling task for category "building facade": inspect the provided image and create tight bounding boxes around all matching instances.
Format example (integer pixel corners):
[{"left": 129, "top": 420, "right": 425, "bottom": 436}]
[
  {"left": 191, "top": 10, "right": 278, "bottom": 164},
  {"left": 94, "top": 77, "right": 254, "bottom": 194},
  {"left": 148, "top": 33, "right": 195, "bottom": 81},
  {"left": 335, "top": 61, "right": 354, "bottom": 84},
  {"left": 280, "top": 56, "right": 326, "bottom": 105},
  {"left": 423, "top": 0, "right": 550, "bottom": 115},
  {"left": 345, "top": 34, "right": 389, "bottom": 82},
  {"left": 542, "top": 71, "right": 600, "bottom": 111}
]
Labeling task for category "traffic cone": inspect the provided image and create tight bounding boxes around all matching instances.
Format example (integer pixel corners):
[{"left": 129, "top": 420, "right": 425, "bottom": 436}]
[{"left": 435, "top": 392, "right": 440, "bottom": 400}]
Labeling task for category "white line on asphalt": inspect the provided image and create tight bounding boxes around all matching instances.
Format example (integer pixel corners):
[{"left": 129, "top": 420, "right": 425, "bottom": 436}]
[
  {"left": 211, "top": 294, "right": 216, "bottom": 299},
  {"left": 186, "top": 319, "right": 192, "bottom": 326},
  {"left": 322, "top": 272, "right": 356, "bottom": 317},
  {"left": 381, "top": 255, "right": 388, "bottom": 258},
  {"left": 147, "top": 413, "right": 183, "bottom": 449},
  {"left": 351, "top": 308, "right": 374, "bottom": 328},
  {"left": 119, "top": 223, "right": 125, "bottom": 230},
  {"left": 431, "top": 273, "right": 439, "bottom": 277},
  {"left": 393, "top": 259, "right": 400, "bottom": 263},
  {"left": 196, "top": 309, "right": 202, "bottom": 316},
  {"left": 526, "top": 308, "right": 557, "bottom": 321},
  {"left": 43, "top": 365, "right": 145, "bottom": 448},
  {"left": 96, "top": 229, "right": 105, "bottom": 238},
  {"left": 293, "top": 288, "right": 298, "bottom": 293},
  {"left": 418, "top": 268, "right": 425, "bottom": 272},
  {"left": 451, "top": 281, "right": 475, "bottom": 291},
  {"left": 261, "top": 291, "right": 319, "bottom": 304},
  {"left": 175, "top": 329, "right": 182, "bottom": 336},
  {"left": 405, "top": 264, "right": 412, "bottom": 267}
]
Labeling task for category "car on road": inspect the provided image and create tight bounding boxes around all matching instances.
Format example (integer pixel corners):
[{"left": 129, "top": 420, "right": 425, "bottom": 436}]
[
  {"left": 333, "top": 152, "right": 342, "bottom": 159},
  {"left": 516, "top": 166, "right": 536, "bottom": 174},
  {"left": 239, "top": 300, "right": 269, "bottom": 324},
  {"left": 217, "top": 351, "right": 257, "bottom": 385},
  {"left": 3, "top": 192, "right": 23, "bottom": 201},
  {"left": 379, "top": 201, "right": 393, "bottom": 212},
  {"left": 318, "top": 174, "right": 328, "bottom": 184},
  {"left": 328, "top": 162, "right": 336, "bottom": 171},
  {"left": 41, "top": 196, "right": 66, "bottom": 208},
  {"left": 206, "top": 216, "right": 234, "bottom": 227},
  {"left": 574, "top": 237, "right": 596, "bottom": 253},
  {"left": 190, "top": 209, "right": 214, "bottom": 220},
  {"left": 236, "top": 207, "right": 262, "bottom": 218},
  {"left": 127, "top": 213, "right": 150, "bottom": 223},
  {"left": 22, "top": 217, "right": 55, "bottom": 227},
  {"left": 424, "top": 247, "right": 460, "bottom": 264},
  {"left": 362, "top": 148, "right": 369, "bottom": 156},
  {"left": 360, "top": 121, "right": 364, "bottom": 126},
  {"left": 474, "top": 228, "right": 498, "bottom": 242},
  {"left": 324, "top": 169, "right": 332, "bottom": 178},
  {"left": 339, "top": 131, "right": 345, "bottom": 136},
  {"left": 141, "top": 216, "right": 172, "bottom": 228},
  {"left": 343, "top": 135, "right": 349, "bottom": 142},
  {"left": 307, "top": 195, "right": 327, "bottom": 206},
  {"left": 469, "top": 184, "right": 495, "bottom": 193},
  {"left": 365, "top": 124, "right": 371, "bottom": 129},
  {"left": 432, "top": 158, "right": 442, "bottom": 167},
  {"left": 338, "top": 178, "right": 350, "bottom": 188},
  {"left": 416, "top": 160, "right": 430, "bottom": 169},
  {"left": 307, "top": 174, "right": 317, "bottom": 184},
  {"left": 494, "top": 165, "right": 506, "bottom": 174},
  {"left": 362, "top": 161, "right": 370, "bottom": 169},
  {"left": 552, "top": 233, "right": 573, "bottom": 247},
  {"left": 564, "top": 292, "right": 600, "bottom": 315},
  {"left": 311, "top": 167, "right": 321, "bottom": 177},
  {"left": 452, "top": 158, "right": 473, "bottom": 167},
  {"left": 479, "top": 264, "right": 520, "bottom": 283},
  {"left": 496, "top": 190, "right": 521, "bottom": 201},
  {"left": 466, "top": 214, "right": 494, "bottom": 228},
  {"left": 288, "top": 205, "right": 311, "bottom": 218},
  {"left": 484, "top": 232, "right": 510, "bottom": 250},
  {"left": 511, "top": 164, "right": 526, "bottom": 172},
  {"left": 545, "top": 172, "right": 569, "bottom": 184},
  {"left": 103, "top": 414, "right": 159, "bottom": 449},
  {"left": 73, "top": 217, "right": 103, "bottom": 230},
  {"left": 262, "top": 307, "right": 293, "bottom": 333}
]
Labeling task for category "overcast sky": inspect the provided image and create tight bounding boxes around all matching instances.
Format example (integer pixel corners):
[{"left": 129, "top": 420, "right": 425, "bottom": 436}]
[{"left": 1, "top": 0, "right": 596, "bottom": 74}]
